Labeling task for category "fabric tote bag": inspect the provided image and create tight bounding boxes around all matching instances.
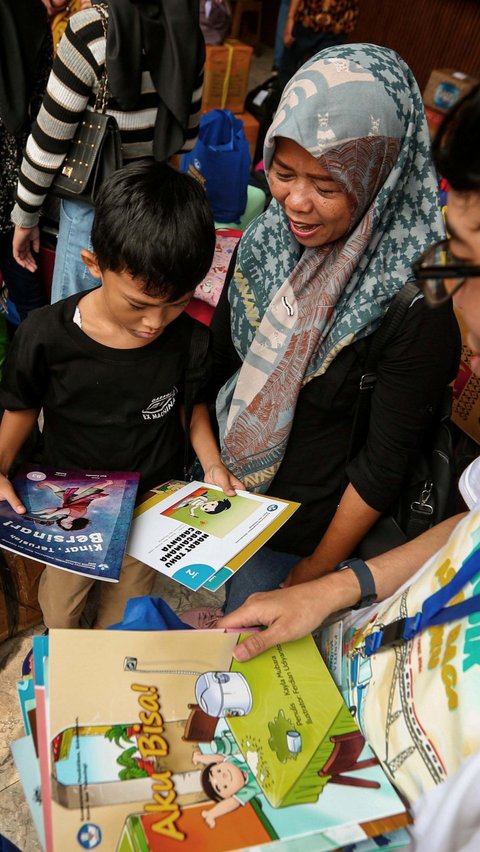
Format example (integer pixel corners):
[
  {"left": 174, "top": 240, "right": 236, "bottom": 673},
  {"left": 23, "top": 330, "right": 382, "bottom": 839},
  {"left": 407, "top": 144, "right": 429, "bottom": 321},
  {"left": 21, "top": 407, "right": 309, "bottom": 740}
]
[{"left": 180, "top": 109, "right": 251, "bottom": 223}]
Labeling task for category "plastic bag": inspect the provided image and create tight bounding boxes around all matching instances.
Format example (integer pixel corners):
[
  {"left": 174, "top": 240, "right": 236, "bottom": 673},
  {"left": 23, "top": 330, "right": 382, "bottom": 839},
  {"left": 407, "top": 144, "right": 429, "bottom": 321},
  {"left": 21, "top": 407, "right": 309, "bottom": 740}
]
[
  {"left": 200, "top": 0, "right": 232, "bottom": 45},
  {"left": 180, "top": 109, "right": 251, "bottom": 223}
]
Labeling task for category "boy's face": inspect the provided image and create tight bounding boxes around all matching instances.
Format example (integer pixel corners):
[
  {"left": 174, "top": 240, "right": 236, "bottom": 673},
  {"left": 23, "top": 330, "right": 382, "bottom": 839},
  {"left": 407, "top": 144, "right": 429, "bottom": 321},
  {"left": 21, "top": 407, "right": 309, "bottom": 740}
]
[
  {"left": 81, "top": 251, "right": 193, "bottom": 344},
  {"left": 209, "top": 761, "right": 245, "bottom": 799},
  {"left": 449, "top": 189, "right": 480, "bottom": 373}
]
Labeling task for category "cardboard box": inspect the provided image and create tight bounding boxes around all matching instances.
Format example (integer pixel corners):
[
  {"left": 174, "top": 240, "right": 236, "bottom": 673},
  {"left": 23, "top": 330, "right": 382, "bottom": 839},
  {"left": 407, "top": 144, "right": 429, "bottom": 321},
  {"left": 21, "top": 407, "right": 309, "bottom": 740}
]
[
  {"left": 423, "top": 68, "right": 479, "bottom": 114},
  {"left": 235, "top": 110, "right": 260, "bottom": 161},
  {"left": 203, "top": 40, "right": 253, "bottom": 113}
]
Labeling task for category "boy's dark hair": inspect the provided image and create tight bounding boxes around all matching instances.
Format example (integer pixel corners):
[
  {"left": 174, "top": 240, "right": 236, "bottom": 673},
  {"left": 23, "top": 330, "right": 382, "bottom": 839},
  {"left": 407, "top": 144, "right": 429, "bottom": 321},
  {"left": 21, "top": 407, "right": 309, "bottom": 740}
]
[
  {"left": 432, "top": 83, "right": 480, "bottom": 192},
  {"left": 58, "top": 517, "right": 90, "bottom": 531},
  {"left": 200, "top": 765, "right": 223, "bottom": 802},
  {"left": 91, "top": 161, "right": 216, "bottom": 299},
  {"left": 205, "top": 498, "right": 231, "bottom": 514}
]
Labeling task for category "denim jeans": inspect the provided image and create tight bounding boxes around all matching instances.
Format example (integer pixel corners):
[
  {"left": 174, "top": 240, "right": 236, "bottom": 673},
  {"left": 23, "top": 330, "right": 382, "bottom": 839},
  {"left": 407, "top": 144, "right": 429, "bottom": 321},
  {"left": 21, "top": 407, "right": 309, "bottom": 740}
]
[
  {"left": 223, "top": 546, "right": 300, "bottom": 613},
  {"left": 51, "top": 199, "right": 98, "bottom": 303}
]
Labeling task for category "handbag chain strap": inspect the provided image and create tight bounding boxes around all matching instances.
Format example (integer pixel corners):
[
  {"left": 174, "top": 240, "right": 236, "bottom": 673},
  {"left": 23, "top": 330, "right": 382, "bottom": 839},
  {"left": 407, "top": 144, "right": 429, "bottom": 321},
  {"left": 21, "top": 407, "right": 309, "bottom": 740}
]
[{"left": 93, "top": 3, "right": 110, "bottom": 114}]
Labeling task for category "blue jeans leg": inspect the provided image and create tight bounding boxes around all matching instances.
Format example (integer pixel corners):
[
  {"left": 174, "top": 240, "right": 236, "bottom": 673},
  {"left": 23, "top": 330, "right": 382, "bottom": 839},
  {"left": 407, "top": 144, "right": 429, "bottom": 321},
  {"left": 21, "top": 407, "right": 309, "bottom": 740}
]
[
  {"left": 51, "top": 199, "right": 97, "bottom": 303},
  {"left": 223, "top": 546, "right": 300, "bottom": 613}
]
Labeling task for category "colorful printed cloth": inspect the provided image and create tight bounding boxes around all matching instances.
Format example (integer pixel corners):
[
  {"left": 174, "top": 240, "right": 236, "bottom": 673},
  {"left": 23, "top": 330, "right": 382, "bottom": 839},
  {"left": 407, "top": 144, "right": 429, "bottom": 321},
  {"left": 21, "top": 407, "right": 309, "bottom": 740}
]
[
  {"left": 217, "top": 43, "right": 445, "bottom": 491},
  {"left": 297, "top": 0, "right": 359, "bottom": 36}
]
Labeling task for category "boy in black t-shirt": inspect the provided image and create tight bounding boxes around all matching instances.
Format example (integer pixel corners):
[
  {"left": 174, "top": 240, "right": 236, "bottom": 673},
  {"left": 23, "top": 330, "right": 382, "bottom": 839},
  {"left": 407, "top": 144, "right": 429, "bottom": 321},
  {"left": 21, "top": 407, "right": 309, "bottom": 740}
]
[{"left": 0, "top": 162, "right": 242, "bottom": 628}]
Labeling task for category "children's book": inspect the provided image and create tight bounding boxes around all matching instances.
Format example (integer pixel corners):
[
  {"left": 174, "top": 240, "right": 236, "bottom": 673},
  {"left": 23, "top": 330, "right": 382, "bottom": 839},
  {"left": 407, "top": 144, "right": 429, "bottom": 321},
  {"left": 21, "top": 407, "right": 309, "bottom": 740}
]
[
  {"left": 127, "top": 480, "right": 299, "bottom": 590},
  {"left": 0, "top": 465, "right": 139, "bottom": 582},
  {"left": 41, "top": 629, "right": 410, "bottom": 851}
]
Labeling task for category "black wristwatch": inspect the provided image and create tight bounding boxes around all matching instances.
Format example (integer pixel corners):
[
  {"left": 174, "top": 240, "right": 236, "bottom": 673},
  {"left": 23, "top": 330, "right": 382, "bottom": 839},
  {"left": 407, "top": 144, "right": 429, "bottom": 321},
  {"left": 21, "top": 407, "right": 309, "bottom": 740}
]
[{"left": 334, "top": 557, "right": 377, "bottom": 609}]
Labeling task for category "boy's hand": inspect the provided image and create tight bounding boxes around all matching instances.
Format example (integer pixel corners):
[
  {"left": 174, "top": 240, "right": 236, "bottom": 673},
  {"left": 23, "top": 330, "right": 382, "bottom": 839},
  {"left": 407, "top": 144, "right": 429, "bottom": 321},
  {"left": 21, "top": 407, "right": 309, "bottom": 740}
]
[
  {"left": 203, "top": 463, "right": 243, "bottom": 496},
  {"left": 0, "top": 474, "right": 26, "bottom": 514},
  {"left": 191, "top": 750, "right": 202, "bottom": 765}
]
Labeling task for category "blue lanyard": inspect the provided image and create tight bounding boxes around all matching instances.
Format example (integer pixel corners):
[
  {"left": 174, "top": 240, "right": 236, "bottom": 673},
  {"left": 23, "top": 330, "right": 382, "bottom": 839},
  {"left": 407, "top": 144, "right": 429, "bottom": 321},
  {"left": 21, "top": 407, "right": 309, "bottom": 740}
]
[{"left": 364, "top": 546, "right": 480, "bottom": 657}]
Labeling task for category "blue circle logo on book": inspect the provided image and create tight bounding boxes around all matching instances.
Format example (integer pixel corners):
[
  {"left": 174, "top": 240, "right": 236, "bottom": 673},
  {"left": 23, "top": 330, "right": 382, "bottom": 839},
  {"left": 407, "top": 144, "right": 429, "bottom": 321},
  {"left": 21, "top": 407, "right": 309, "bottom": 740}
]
[
  {"left": 77, "top": 823, "right": 102, "bottom": 849},
  {"left": 173, "top": 563, "right": 216, "bottom": 589}
]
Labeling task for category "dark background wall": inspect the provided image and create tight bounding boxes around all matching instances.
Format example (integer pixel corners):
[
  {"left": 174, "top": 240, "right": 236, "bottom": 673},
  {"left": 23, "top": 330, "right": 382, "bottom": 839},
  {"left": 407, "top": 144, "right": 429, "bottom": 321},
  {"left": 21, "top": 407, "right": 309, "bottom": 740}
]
[{"left": 261, "top": 0, "right": 480, "bottom": 92}]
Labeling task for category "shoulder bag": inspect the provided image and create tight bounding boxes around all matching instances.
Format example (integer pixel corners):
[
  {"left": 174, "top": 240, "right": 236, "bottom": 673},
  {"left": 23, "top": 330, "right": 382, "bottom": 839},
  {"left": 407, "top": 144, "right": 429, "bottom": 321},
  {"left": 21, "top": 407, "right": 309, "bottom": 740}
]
[
  {"left": 348, "top": 282, "right": 457, "bottom": 559},
  {"left": 52, "top": 4, "right": 123, "bottom": 205}
]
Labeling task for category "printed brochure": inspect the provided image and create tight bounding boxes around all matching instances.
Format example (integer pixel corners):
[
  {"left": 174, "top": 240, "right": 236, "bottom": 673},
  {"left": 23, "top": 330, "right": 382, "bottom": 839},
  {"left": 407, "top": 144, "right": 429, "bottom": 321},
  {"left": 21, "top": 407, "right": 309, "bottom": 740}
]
[
  {"left": 127, "top": 480, "right": 299, "bottom": 590},
  {"left": 0, "top": 465, "right": 139, "bottom": 581}
]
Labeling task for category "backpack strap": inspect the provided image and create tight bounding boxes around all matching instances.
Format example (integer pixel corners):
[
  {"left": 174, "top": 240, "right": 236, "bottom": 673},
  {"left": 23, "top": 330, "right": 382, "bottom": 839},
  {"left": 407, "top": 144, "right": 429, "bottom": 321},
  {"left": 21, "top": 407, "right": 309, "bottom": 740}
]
[{"left": 183, "top": 321, "right": 211, "bottom": 479}]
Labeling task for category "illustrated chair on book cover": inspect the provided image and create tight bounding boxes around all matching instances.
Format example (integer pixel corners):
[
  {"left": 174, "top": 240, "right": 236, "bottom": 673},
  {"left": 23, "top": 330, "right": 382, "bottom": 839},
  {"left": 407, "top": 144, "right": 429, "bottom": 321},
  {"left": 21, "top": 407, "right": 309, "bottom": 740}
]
[{"left": 318, "top": 731, "right": 381, "bottom": 789}]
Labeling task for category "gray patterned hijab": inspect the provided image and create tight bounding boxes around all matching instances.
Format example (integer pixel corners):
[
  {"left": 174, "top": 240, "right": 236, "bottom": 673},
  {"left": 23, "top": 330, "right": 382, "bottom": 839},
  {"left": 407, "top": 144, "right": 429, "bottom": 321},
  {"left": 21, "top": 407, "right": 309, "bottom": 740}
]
[{"left": 218, "top": 44, "right": 445, "bottom": 492}]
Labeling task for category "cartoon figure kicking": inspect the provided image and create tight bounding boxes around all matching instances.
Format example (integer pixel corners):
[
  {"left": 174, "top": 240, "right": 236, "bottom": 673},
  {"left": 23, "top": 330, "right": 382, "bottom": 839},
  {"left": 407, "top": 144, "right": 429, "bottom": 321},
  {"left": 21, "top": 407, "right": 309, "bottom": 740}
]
[
  {"left": 192, "top": 751, "right": 260, "bottom": 828},
  {"left": 25, "top": 480, "right": 113, "bottom": 531}
]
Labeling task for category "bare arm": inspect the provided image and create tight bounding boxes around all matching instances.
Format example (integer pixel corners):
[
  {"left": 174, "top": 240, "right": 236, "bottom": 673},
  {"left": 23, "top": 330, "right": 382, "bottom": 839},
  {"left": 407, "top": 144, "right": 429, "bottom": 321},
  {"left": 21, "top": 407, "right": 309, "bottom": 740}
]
[
  {"left": 0, "top": 409, "right": 40, "bottom": 511},
  {"left": 187, "top": 402, "right": 243, "bottom": 495},
  {"left": 284, "top": 483, "right": 381, "bottom": 587},
  {"left": 192, "top": 751, "right": 224, "bottom": 767},
  {"left": 202, "top": 797, "right": 240, "bottom": 828},
  {"left": 284, "top": 0, "right": 302, "bottom": 46},
  {"left": 219, "top": 512, "right": 465, "bottom": 660}
]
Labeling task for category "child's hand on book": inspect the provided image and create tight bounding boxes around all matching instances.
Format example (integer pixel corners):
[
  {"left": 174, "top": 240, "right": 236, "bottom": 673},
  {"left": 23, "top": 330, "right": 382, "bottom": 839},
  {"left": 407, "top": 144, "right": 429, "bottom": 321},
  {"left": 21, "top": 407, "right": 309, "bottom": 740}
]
[
  {"left": 203, "top": 462, "right": 243, "bottom": 495},
  {"left": 0, "top": 473, "right": 26, "bottom": 514}
]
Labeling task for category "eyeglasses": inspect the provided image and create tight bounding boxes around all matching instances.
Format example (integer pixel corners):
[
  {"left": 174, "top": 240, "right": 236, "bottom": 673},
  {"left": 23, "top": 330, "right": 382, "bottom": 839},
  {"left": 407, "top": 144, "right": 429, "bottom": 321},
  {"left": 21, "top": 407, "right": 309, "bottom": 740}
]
[{"left": 411, "top": 238, "right": 480, "bottom": 306}]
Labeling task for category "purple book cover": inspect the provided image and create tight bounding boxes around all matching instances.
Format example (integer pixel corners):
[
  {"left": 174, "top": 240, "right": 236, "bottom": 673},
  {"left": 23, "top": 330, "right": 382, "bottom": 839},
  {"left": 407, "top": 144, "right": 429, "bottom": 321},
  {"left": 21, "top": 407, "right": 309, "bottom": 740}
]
[{"left": 0, "top": 465, "right": 139, "bottom": 582}]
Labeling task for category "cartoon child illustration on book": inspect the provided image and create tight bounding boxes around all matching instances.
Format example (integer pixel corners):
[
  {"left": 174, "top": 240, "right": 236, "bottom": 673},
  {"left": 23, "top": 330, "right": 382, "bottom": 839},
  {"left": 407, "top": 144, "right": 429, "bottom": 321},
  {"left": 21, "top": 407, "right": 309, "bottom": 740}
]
[
  {"left": 192, "top": 751, "right": 261, "bottom": 828},
  {"left": 170, "top": 489, "right": 232, "bottom": 519},
  {"left": 25, "top": 480, "right": 112, "bottom": 531}
]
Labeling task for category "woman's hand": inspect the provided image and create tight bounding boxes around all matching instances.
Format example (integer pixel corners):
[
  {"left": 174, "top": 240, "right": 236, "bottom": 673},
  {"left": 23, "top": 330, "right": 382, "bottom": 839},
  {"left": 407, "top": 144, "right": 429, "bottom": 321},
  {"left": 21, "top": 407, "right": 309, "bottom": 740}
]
[
  {"left": 218, "top": 580, "right": 333, "bottom": 661},
  {"left": 0, "top": 473, "right": 26, "bottom": 514},
  {"left": 12, "top": 226, "right": 40, "bottom": 272},
  {"left": 203, "top": 462, "right": 243, "bottom": 496}
]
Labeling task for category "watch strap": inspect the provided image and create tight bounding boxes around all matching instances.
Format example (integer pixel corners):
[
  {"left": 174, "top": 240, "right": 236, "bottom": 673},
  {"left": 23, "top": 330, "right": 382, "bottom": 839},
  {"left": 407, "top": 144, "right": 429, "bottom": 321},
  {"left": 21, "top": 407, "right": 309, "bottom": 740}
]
[{"left": 334, "top": 557, "right": 377, "bottom": 609}]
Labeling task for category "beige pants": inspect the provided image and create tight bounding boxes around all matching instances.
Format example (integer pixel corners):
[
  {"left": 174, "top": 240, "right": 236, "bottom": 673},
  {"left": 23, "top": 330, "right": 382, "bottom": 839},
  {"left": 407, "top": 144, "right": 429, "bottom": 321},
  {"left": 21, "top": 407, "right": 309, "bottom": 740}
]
[{"left": 38, "top": 553, "right": 156, "bottom": 628}]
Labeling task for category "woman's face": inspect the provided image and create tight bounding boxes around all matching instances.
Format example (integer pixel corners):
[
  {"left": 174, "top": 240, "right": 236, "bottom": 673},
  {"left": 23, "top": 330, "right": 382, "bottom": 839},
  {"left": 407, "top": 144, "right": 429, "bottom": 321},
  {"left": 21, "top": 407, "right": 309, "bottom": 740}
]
[
  {"left": 269, "top": 138, "right": 352, "bottom": 248},
  {"left": 449, "top": 189, "right": 480, "bottom": 373}
]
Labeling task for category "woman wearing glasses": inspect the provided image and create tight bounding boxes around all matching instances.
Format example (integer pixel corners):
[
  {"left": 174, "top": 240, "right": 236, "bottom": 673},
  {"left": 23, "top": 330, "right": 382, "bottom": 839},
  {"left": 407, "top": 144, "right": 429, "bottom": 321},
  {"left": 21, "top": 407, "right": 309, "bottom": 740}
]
[{"left": 192, "top": 44, "right": 461, "bottom": 623}]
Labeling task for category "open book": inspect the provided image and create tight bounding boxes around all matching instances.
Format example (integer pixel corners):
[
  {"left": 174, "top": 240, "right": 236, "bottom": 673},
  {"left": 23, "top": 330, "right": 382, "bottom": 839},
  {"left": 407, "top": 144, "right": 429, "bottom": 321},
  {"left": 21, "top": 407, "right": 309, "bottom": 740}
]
[
  {"left": 0, "top": 464, "right": 139, "bottom": 582},
  {"left": 13, "top": 629, "right": 411, "bottom": 851},
  {"left": 126, "top": 480, "right": 299, "bottom": 590}
]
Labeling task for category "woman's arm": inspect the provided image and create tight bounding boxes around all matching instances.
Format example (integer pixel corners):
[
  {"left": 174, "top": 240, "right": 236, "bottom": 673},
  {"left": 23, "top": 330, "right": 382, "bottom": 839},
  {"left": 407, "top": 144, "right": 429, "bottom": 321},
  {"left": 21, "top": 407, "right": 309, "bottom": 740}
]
[
  {"left": 284, "top": 483, "right": 381, "bottom": 585},
  {"left": 219, "top": 512, "right": 465, "bottom": 660}
]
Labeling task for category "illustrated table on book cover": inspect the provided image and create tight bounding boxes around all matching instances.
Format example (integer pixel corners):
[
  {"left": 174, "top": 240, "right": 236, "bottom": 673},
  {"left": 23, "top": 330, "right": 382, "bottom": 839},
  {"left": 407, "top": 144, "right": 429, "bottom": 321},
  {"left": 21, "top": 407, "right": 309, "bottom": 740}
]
[{"left": 12, "top": 628, "right": 411, "bottom": 851}]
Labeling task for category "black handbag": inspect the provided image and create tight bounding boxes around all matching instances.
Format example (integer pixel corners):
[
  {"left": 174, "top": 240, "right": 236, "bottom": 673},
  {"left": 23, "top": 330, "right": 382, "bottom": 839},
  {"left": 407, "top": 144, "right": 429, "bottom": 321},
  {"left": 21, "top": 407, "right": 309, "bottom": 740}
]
[
  {"left": 348, "top": 282, "right": 457, "bottom": 560},
  {"left": 52, "top": 4, "right": 123, "bottom": 205}
]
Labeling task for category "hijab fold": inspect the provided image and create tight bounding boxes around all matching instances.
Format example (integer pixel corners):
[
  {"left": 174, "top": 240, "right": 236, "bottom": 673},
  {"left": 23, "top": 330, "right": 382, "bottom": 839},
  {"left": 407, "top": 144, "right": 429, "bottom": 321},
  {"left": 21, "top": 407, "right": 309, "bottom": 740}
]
[
  {"left": 102, "top": 0, "right": 205, "bottom": 161},
  {"left": 217, "top": 44, "right": 445, "bottom": 492}
]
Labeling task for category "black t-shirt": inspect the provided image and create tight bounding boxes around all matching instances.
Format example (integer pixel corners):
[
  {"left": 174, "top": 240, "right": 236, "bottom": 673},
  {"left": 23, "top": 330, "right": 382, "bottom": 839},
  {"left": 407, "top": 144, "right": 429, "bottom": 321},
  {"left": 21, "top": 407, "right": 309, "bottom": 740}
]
[
  {"left": 0, "top": 293, "right": 210, "bottom": 491},
  {"left": 211, "top": 281, "right": 461, "bottom": 556}
]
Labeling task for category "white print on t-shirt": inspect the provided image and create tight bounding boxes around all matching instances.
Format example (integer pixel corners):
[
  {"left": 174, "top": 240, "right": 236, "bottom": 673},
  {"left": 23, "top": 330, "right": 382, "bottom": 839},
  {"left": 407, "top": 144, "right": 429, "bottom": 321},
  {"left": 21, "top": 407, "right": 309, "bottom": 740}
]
[{"left": 142, "top": 388, "right": 177, "bottom": 420}]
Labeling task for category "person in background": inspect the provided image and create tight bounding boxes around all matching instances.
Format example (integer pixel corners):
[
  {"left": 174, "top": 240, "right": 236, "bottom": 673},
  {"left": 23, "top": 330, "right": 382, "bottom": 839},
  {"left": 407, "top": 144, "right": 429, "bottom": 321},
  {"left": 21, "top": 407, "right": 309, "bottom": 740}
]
[
  {"left": 279, "top": 0, "right": 359, "bottom": 87},
  {"left": 220, "top": 80, "right": 480, "bottom": 852},
  {"left": 12, "top": 0, "right": 204, "bottom": 304},
  {"left": 0, "top": 1, "right": 51, "bottom": 330},
  {"left": 195, "top": 44, "right": 460, "bottom": 623}
]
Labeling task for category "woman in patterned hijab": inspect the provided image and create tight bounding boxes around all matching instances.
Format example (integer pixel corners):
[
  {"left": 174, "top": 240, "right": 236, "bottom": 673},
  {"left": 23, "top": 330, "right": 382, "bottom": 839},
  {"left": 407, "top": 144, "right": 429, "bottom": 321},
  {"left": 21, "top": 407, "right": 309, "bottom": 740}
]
[{"left": 210, "top": 44, "right": 461, "bottom": 614}]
